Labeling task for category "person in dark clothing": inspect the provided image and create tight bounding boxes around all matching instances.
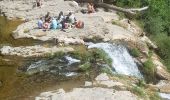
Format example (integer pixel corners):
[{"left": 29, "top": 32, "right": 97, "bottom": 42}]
[{"left": 45, "top": 12, "right": 51, "bottom": 23}]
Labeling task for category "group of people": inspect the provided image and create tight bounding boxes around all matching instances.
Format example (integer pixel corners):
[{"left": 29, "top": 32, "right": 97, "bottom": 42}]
[{"left": 37, "top": 11, "right": 84, "bottom": 31}]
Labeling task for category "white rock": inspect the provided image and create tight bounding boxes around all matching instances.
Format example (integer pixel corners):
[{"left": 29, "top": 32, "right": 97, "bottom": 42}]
[
  {"left": 85, "top": 81, "right": 93, "bottom": 87},
  {"left": 95, "top": 73, "right": 109, "bottom": 81},
  {"left": 0, "top": 45, "right": 74, "bottom": 57},
  {"left": 36, "top": 87, "right": 138, "bottom": 100},
  {"left": 98, "top": 80, "right": 124, "bottom": 87}
]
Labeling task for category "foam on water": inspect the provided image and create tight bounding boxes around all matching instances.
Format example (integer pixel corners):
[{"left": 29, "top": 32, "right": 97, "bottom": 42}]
[{"left": 88, "top": 43, "right": 142, "bottom": 78}]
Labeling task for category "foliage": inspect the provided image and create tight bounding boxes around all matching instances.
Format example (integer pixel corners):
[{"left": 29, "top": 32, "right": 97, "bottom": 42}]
[
  {"left": 137, "top": 79, "right": 146, "bottom": 88},
  {"left": 150, "top": 34, "right": 170, "bottom": 71},
  {"left": 130, "top": 48, "right": 141, "bottom": 57},
  {"left": 79, "top": 62, "right": 91, "bottom": 71},
  {"left": 149, "top": 92, "right": 161, "bottom": 100},
  {"left": 143, "top": 59, "right": 155, "bottom": 82},
  {"left": 131, "top": 86, "right": 145, "bottom": 97},
  {"left": 94, "top": 49, "right": 112, "bottom": 67},
  {"left": 100, "top": 66, "right": 113, "bottom": 75},
  {"left": 114, "top": 0, "right": 148, "bottom": 8},
  {"left": 45, "top": 51, "right": 65, "bottom": 58},
  {"left": 113, "top": 0, "right": 170, "bottom": 72}
]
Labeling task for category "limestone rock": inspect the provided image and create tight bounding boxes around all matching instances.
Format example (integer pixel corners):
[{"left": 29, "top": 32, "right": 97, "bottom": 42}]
[
  {"left": 95, "top": 73, "right": 109, "bottom": 81},
  {"left": 36, "top": 87, "right": 138, "bottom": 100},
  {"left": 85, "top": 81, "right": 93, "bottom": 87},
  {"left": 156, "top": 80, "right": 170, "bottom": 93},
  {"left": 152, "top": 54, "right": 170, "bottom": 80},
  {"left": 0, "top": 45, "right": 74, "bottom": 57}
]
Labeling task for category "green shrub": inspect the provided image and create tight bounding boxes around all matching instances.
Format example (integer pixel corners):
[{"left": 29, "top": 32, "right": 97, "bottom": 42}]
[
  {"left": 131, "top": 86, "right": 145, "bottom": 97},
  {"left": 130, "top": 48, "right": 141, "bottom": 57},
  {"left": 94, "top": 49, "right": 112, "bottom": 67},
  {"left": 100, "top": 66, "right": 113, "bottom": 75},
  {"left": 79, "top": 62, "right": 91, "bottom": 71},
  {"left": 150, "top": 34, "right": 170, "bottom": 72},
  {"left": 143, "top": 59, "right": 155, "bottom": 82},
  {"left": 149, "top": 92, "right": 161, "bottom": 100}
]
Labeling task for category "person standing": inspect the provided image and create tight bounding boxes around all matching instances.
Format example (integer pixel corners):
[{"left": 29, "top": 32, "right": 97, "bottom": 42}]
[{"left": 36, "top": 0, "right": 42, "bottom": 7}]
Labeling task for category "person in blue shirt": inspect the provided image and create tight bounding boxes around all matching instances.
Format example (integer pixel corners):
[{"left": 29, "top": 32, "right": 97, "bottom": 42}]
[
  {"left": 37, "top": 17, "right": 43, "bottom": 29},
  {"left": 50, "top": 17, "right": 58, "bottom": 29}
]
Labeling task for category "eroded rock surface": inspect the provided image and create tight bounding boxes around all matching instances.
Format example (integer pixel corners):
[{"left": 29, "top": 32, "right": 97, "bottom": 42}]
[
  {"left": 36, "top": 73, "right": 138, "bottom": 100},
  {"left": 0, "top": 45, "right": 74, "bottom": 57}
]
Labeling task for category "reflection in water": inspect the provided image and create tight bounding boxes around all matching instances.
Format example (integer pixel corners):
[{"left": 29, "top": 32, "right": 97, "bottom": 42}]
[
  {"left": 0, "top": 16, "right": 36, "bottom": 46},
  {"left": 0, "top": 17, "right": 84, "bottom": 99}
]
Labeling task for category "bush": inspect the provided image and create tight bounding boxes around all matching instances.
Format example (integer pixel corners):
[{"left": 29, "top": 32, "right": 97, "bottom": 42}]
[
  {"left": 79, "top": 62, "right": 91, "bottom": 71},
  {"left": 143, "top": 59, "right": 155, "bottom": 82},
  {"left": 94, "top": 49, "right": 112, "bottom": 67},
  {"left": 149, "top": 92, "right": 161, "bottom": 100},
  {"left": 130, "top": 48, "right": 141, "bottom": 57},
  {"left": 150, "top": 34, "right": 170, "bottom": 72},
  {"left": 131, "top": 86, "right": 145, "bottom": 97}
]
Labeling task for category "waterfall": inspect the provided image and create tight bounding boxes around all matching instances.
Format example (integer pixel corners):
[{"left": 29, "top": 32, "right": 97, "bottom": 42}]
[{"left": 88, "top": 43, "right": 142, "bottom": 78}]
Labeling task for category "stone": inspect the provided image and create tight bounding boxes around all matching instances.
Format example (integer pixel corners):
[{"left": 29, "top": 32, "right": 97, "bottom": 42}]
[
  {"left": 95, "top": 73, "right": 109, "bottom": 81},
  {"left": 97, "top": 80, "right": 124, "bottom": 87},
  {"left": 156, "top": 80, "right": 170, "bottom": 93},
  {"left": 85, "top": 81, "right": 93, "bottom": 87}
]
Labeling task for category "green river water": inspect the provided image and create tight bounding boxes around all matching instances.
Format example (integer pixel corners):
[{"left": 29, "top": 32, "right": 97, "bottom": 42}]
[{"left": 0, "top": 16, "right": 87, "bottom": 100}]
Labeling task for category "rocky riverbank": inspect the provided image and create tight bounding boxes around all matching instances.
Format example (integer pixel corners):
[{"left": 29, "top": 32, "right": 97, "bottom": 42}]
[{"left": 1, "top": 0, "right": 170, "bottom": 100}]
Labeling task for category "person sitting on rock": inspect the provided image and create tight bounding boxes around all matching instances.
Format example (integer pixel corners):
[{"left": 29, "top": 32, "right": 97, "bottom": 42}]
[
  {"left": 45, "top": 12, "right": 52, "bottom": 23},
  {"left": 66, "top": 12, "right": 77, "bottom": 25},
  {"left": 87, "top": 3, "right": 95, "bottom": 13},
  {"left": 50, "top": 17, "right": 58, "bottom": 29},
  {"left": 57, "top": 11, "right": 65, "bottom": 23},
  {"left": 37, "top": 17, "right": 43, "bottom": 29},
  {"left": 75, "top": 20, "right": 84, "bottom": 29},
  {"left": 43, "top": 22, "right": 50, "bottom": 30}
]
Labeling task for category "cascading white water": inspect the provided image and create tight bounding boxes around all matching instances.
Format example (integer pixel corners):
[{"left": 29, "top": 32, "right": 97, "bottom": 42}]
[{"left": 88, "top": 43, "right": 142, "bottom": 78}]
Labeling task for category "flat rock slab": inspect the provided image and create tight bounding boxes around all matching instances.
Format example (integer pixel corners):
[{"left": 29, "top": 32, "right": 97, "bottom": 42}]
[
  {"left": 0, "top": 45, "right": 74, "bottom": 57},
  {"left": 0, "top": 0, "right": 79, "bottom": 20},
  {"left": 35, "top": 87, "right": 138, "bottom": 100},
  {"left": 12, "top": 12, "right": 135, "bottom": 44}
]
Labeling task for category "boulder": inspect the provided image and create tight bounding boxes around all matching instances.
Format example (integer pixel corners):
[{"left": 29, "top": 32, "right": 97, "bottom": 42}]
[{"left": 95, "top": 73, "right": 109, "bottom": 81}]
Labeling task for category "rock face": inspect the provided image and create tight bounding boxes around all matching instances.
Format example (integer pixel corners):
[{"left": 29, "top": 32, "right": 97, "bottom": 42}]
[
  {"left": 151, "top": 54, "right": 170, "bottom": 80},
  {"left": 36, "top": 88, "right": 137, "bottom": 100},
  {"left": 0, "top": 45, "right": 74, "bottom": 57},
  {"left": 36, "top": 73, "right": 138, "bottom": 100},
  {"left": 156, "top": 80, "right": 170, "bottom": 93}
]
